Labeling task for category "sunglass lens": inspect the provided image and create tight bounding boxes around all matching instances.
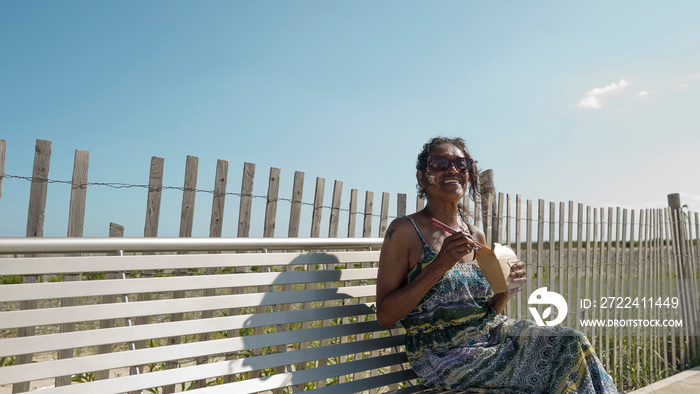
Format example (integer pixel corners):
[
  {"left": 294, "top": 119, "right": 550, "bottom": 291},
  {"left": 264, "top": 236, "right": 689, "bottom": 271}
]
[
  {"left": 454, "top": 158, "right": 468, "bottom": 171},
  {"left": 431, "top": 156, "right": 450, "bottom": 171}
]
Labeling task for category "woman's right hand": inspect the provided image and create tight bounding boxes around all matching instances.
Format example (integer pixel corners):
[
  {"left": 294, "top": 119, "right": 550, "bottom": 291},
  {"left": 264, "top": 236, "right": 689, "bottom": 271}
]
[{"left": 433, "top": 231, "right": 480, "bottom": 269}]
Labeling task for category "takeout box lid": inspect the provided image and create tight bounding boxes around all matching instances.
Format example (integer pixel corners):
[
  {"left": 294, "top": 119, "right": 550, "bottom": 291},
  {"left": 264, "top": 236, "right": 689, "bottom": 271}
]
[{"left": 476, "top": 243, "right": 522, "bottom": 293}]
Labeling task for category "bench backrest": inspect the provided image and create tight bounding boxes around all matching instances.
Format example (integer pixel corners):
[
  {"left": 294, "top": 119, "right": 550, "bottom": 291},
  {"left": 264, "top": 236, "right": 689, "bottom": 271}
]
[{"left": 0, "top": 238, "right": 421, "bottom": 393}]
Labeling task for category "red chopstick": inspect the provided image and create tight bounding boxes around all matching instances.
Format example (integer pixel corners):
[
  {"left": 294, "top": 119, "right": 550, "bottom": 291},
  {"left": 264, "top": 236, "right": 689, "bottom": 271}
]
[{"left": 431, "top": 218, "right": 486, "bottom": 248}]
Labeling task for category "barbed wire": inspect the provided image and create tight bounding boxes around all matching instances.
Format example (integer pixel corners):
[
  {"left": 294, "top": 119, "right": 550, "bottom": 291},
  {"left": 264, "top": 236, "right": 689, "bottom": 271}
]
[
  {"left": 2, "top": 174, "right": 691, "bottom": 226},
  {"left": 496, "top": 214, "right": 690, "bottom": 227},
  {"left": 0, "top": 174, "right": 398, "bottom": 219}
]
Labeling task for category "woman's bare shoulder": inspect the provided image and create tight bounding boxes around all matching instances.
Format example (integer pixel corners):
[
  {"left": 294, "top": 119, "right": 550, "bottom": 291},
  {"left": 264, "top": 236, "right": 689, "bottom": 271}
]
[
  {"left": 470, "top": 224, "right": 487, "bottom": 245},
  {"left": 380, "top": 216, "right": 424, "bottom": 270},
  {"left": 384, "top": 216, "right": 414, "bottom": 242}
]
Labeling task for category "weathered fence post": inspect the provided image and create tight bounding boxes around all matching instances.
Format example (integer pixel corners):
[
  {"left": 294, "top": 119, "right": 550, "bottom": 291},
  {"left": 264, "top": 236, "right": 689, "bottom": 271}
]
[
  {"left": 379, "top": 192, "right": 390, "bottom": 237},
  {"left": 224, "top": 161, "right": 254, "bottom": 384},
  {"left": 179, "top": 155, "right": 199, "bottom": 238},
  {"left": 56, "top": 149, "right": 89, "bottom": 387},
  {"left": 264, "top": 167, "right": 281, "bottom": 238},
  {"left": 195, "top": 158, "right": 228, "bottom": 389},
  {"left": 310, "top": 177, "right": 325, "bottom": 237},
  {"left": 288, "top": 171, "right": 304, "bottom": 237},
  {"left": 144, "top": 156, "right": 164, "bottom": 237},
  {"left": 328, "top": 180, "right": 342, "bottom": 238},
  {"left": 479, "top": 169, "right": 497, "bottom": 248},
  {"left": 668, "top": 193, "right": 699, "bottom": 364},
  {"left": 363, "top": 191, "right": 374, "bottom": 238},
  {"left": 14, "top": 139, "right": 51, "bottom": 393},
  {"left": 132, "top": 156, "right": 164, "bottom": 382},
  {"left": 237, "top": 162, "right": 255, "bottom": 237},
  {"left": 348, "top": 188, "right": 358, "bottom": 237},
  {"left": 66, "top": 150, "right": 89, "bottom": 238},
  {"left": 26, "top": 140, "right": 51, "bottom": 238},
  {"left": 262, "top": 167, "right": 287, "bottom": 394},
  {"left": 161, "top": 156, "right": 199, "bottom": 394},
  {"left": 668, "top": 194, "right": 687, "bottom": 271},
  {"left": 94, "top": 222, "right": 124, "bottom": 382},
  {"left": 397, "top": 193, "right": 407, "bottom": 218},
  {"left": 209, "top": 159, "right": 228, "bottom": 238}
]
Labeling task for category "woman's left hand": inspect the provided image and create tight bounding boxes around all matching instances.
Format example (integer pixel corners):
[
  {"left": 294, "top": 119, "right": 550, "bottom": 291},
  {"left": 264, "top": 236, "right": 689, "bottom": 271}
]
[
  {"left": 507, "top": 261, "right": 527, "bottom": 295},
  {"left": 509, "top": 261, "right": 526, "bottom": 281}
]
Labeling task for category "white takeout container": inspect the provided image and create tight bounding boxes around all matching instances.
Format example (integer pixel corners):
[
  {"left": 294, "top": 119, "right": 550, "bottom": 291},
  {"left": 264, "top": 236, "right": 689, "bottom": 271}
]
[{"left": 476, "top": 243, "right": 523, "bottom": 293}]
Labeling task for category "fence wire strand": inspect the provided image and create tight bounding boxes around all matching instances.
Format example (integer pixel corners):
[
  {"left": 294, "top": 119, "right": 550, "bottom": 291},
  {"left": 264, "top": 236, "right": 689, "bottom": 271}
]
[
  {"left": 4, "top": 174, "right": 693, "bottom": 225},
  {"left": 0, "top": 174, "right": 398, "bottom": 219}
]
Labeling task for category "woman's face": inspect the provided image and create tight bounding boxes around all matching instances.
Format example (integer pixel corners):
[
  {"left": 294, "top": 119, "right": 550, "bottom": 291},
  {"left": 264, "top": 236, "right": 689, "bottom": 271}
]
[{"left": 418, "top": 143, "right": 470, "bottom": 202}]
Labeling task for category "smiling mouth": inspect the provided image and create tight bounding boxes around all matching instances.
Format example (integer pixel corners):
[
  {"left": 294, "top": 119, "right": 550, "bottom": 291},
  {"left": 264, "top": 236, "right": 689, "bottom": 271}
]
[{"left": 443, "top": 179, "right": 461, "bottom": 184}]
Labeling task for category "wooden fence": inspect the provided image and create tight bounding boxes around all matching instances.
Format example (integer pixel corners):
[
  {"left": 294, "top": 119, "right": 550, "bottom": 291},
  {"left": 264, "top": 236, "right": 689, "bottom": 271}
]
[
  {"left": 486, "top": 193, "right": 700, "bottom": 391},
  {"left": 0, "top": 139, "right": 446, "bottom": 239},
  {"left": 1, "top": 139, "right": 699, "bottom": 392}
]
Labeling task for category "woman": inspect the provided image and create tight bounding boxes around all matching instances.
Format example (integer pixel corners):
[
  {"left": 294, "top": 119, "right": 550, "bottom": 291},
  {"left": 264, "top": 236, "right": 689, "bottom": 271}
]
[{"left": 376, "top": 137, "right": 618, "bottom": 393}]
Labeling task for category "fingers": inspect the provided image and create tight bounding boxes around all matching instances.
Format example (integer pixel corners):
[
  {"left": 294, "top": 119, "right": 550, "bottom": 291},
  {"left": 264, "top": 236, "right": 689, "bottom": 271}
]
[
  {"left": 509, "top": 261, "right": 527, "bottom": 282},
  {"left": 445, "top": 231, "right": 481, "bottom": 250},
  {"left": 509, "top": 260, "right": 525, "bottom": 272},
  {"left": 437, "top": 232, "right": 478, "bottom": 265},
  {"left": 443, "top": 237, "right": 474, "bottom": 256}
]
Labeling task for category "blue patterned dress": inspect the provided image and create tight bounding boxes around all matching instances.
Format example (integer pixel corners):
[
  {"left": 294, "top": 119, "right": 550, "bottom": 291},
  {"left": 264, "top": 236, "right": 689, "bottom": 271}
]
[{"left": 400, "top": 217, "right": 618, "bottom": 393}]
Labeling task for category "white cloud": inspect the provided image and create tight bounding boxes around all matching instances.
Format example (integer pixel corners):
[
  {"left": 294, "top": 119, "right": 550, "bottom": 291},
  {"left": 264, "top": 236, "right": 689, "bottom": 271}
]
[
  {"left": 577, "top": 96, "right": 602, "bottom": 109},
  {"left": 636, "top": 91, "right": 651, "bottom": 98},
  {"left": 676, "top": 73, "right": 699, "bottom": 90},
  {"left": 577, "top": 78, "right": 630, "bottom": 109},
  {"left": 586, "top": 79, "right": 629, "bottom": 96}
]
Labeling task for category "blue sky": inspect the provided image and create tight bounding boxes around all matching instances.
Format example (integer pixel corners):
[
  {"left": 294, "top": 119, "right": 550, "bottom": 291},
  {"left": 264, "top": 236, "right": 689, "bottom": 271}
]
[{"left": 1, "top": 1, "right": 699, "bottom": 238}]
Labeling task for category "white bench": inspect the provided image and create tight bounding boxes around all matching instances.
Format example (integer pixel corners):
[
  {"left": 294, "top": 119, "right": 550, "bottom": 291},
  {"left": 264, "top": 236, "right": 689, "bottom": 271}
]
[{"left": 0, "top": 238, "right": 444, "bottom": 394}]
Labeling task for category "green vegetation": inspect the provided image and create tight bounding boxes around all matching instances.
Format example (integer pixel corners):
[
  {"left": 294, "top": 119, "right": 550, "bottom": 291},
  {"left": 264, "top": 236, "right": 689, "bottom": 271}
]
[
  {"left": 1, "top": 356, "right": 15, "bottom": 367},
  {"left": 71, "top": 371, "right": 95, "bottom": 383},
  {"left": 0, "top": 275, "right": 22, "bottom": 284},
  {"left": 591, "top": 334, "right": 700, "bottom": 392}
]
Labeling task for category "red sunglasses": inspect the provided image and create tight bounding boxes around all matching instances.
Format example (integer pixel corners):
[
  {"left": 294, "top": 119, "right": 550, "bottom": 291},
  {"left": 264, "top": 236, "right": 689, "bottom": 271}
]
[{"left": 428, "top": 155, "right": 473, "bottom": 173}]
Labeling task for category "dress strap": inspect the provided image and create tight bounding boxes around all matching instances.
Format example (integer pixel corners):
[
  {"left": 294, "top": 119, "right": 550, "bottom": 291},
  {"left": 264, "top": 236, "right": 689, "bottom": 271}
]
[
  {"left": 405, "top": 216, "right": 429, "bottom": 246},
  {"left": 466, "top": 222, "right": 475, "bottom": 236}
]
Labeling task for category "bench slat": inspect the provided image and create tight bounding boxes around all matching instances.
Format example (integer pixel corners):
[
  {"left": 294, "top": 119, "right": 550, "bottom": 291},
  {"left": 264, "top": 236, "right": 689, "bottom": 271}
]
[
  {"left": 234, "top": 335, "right": 406, "bottom": 373},
  {"left": 0, "top": 320, "right": 395, "bottom": 385},
  {"left": 36, "top": 336, "right": 408, "bottom": 394},
  {"left": 309, "top": 370, "right": 420, "bottom": 394},
  {"left": 0, "top": 251, "right": 380, "bottom": 275},
  {"left": 0, "top": 268, "right": 378, "bottom": 302},
  {"left": 0, "top": 285, "right": 377, "bottom": 329},
  {"left": 0, "top": 237, "right": 384, "bottom": 254},
  {"left": 187, "top": 353, "right": 412, "bottom": 394},
  {"left": 0, "top": 303, "right": 378, "bottom": 357},
  {"left": 386, "top": 385, "right": 438, "bottom": 394}
]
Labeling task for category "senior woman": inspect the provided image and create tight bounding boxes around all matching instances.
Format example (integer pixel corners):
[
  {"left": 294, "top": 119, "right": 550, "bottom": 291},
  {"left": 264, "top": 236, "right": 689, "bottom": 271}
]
[{"left": 376, "top": 137, "right": 618, "bottom": 393}]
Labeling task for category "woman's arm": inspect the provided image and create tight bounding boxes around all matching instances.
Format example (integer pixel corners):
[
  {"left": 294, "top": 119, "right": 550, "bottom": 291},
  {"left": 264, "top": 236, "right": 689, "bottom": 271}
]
[{"left": 375, "top": 218, "right": 479, "bottom": 328}]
